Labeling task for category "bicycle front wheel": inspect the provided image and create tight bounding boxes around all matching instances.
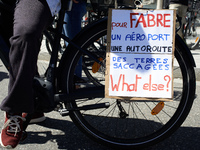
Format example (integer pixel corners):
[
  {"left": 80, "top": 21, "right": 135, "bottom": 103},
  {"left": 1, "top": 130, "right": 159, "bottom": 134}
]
[
  {"left": 184, "top": 20, "right": 200, "bottom": 50},
  {"left": 59, "top": 19, "right": 196, "bottom": 149}
]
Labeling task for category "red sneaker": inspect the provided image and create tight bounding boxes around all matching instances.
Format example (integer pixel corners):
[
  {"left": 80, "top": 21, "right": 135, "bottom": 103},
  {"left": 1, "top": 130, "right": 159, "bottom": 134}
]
[
  {"left": 22, "top": 112, "right": 46, "bottom": 123},
  {"left": 0, "top": 113, "right": 26, "bottom": 149}
]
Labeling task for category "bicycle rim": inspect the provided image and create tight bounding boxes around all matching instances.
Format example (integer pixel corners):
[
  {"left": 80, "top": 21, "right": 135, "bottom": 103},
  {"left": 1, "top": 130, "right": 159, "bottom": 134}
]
[{"left": 60, "top": 20, "right": 196, "bottom": 149}]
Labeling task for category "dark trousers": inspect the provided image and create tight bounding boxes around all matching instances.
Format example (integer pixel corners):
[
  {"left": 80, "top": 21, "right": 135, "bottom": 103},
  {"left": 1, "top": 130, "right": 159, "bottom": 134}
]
[{"left": 0, "top": 0, "right": 53, "bottom": 113}]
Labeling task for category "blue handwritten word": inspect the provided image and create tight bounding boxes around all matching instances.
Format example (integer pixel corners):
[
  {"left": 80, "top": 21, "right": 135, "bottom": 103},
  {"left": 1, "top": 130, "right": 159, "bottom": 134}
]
[
  {"left": 113, "top": 63, "right": 169, "bottom": 70},
  {"left": 125, "top": 32, "right": 145, "bottom": 41},
  {"left": 113, "top": 57, "right": 127, "bottom": 62},
  {"left": 112, "top": 34, "right": 121, "bottom": 40},
  {"left": 148, "top": 34, "right": 170, "bottom": 41},
  {"left": 134, "top": 58, "right": 169, "bottom": 64}
]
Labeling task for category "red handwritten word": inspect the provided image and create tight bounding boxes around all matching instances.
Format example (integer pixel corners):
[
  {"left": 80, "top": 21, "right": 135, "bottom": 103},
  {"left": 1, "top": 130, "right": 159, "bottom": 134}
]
[
  {"left": 143, "top": 75, "right": 166, "bottom": 91},
  {"left": 110, "top": 74, "right": 142, "bottom": 91},
  {"left": 110, "top": 74, "right": 171, "bottom": 92},
  {"left": 112, "top": 22, "right": 128, "bottom": 30},
  {"left": 130, "top": 13, "right": 171, "bottom": 28}
]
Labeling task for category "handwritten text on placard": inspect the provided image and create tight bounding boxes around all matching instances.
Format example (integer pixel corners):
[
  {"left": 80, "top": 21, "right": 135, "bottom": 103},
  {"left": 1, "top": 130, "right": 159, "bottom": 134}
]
[{"left": 106, "top": 9, "right": 175, "bottom": 99}]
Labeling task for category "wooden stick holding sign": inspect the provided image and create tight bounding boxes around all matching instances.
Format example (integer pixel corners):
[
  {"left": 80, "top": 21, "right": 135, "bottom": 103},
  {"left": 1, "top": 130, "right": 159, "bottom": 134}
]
[{"left": 105, "top": 9, "right": 176, "bottom": 101}]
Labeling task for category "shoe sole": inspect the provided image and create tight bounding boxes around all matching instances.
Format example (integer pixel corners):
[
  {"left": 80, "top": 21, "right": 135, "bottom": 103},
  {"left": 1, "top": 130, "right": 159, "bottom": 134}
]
[
  {"left": 0, "top": 133, "right": 14, "bottom": 149},
  {"left": 30, "top": 116, "right": 46, "bottom": 123}
]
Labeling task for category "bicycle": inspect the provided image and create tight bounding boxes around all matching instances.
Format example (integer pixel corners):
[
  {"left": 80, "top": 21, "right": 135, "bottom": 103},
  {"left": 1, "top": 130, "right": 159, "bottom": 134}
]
[
  {"left": 0, "top": 0, "right": 196, "bottom": 149},
  {"left": 184, "top": 0, "right": 200, "bottom": 50}
]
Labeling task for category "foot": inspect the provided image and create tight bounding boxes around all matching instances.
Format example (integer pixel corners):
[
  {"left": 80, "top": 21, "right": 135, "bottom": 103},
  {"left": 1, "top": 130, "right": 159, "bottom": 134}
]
[{"left": 0, "top": 113, "right": 26, "bottom": 149}]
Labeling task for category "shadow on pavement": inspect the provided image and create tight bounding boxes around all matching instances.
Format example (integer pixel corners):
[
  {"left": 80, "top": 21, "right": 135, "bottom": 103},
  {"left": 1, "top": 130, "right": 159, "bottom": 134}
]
[
  {"left": 20, "top": 117, "right": 111, "bottom": 150},
  {"left": 20, "top": 116, "right": 200, "bottom": 150},
  {"left": 0, "top": 71, "right": 8, "bottom": 81}
]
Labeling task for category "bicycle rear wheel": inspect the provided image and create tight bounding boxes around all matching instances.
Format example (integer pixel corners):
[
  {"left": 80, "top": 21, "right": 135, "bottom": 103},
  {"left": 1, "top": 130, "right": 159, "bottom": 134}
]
[{"left": 59, "top": 19, "right": 196, "bottom": 149}]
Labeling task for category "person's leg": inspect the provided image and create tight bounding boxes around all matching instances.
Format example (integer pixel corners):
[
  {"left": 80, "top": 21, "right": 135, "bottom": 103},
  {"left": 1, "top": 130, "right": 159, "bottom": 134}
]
[
  {"left": 0, "top": 0, "right": 52, "bottom": 148},
  {"left": 0, "top": 0, "right": 52, "bottom": 114},
  {"left": 63, "top": 1, "right": 86, "bottom": 78},
  {"left": 64, "top": 1, "right": 86, "bottom": 39}
]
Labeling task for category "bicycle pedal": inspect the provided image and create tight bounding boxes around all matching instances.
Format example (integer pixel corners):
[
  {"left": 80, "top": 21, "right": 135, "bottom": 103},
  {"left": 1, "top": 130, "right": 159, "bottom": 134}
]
[{"left": 59, "top": 109, "right": 69, "bottom": 116}]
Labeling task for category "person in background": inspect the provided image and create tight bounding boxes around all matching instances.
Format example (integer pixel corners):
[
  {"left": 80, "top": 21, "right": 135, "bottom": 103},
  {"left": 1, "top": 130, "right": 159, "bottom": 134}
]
[{"left": 63, "top": 0, "right": 87, "bottom": 79}]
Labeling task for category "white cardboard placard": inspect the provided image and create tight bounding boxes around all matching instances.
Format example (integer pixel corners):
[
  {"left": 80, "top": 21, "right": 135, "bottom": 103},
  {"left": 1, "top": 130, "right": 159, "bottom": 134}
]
[{"left": 105, "top": 9, "right": 176, "bottom": 100}]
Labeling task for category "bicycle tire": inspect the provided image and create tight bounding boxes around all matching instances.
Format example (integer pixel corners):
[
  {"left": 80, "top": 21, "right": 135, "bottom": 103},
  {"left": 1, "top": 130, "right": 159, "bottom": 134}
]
[
  {"left": 58, "top": 18, "right": 196, "bottom": 149},
  {"left": 42, "top": 30, "right": 54, "bottom": 55}
]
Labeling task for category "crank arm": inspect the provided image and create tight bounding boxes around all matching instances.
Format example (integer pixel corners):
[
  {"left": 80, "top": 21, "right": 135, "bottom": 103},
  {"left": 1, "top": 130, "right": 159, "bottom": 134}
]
[{"left": 59, "top": 102, "right": 110, "bottom": 116}]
